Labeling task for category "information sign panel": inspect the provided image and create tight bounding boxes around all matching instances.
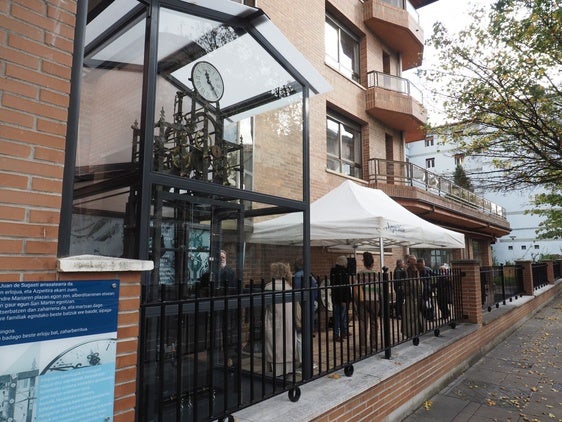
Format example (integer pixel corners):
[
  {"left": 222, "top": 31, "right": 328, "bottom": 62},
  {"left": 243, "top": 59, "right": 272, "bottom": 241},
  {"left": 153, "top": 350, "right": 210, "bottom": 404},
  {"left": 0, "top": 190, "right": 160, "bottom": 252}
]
[{"left": 0, "top": 280, "right": 119, "bottom": 422}]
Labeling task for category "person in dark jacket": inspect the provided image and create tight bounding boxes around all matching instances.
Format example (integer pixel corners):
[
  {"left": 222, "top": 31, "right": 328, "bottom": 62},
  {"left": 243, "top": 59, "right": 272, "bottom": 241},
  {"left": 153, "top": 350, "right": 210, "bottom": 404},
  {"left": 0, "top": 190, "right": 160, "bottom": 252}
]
[
  {"left": 393, "top": 259, "right": 407, "bottom": 319},
  {"left": 416, "top": 258, "right": 435, "bottom": 321},
  {"left": 330, "top": 255, "right": 351, "bottom": 342}
]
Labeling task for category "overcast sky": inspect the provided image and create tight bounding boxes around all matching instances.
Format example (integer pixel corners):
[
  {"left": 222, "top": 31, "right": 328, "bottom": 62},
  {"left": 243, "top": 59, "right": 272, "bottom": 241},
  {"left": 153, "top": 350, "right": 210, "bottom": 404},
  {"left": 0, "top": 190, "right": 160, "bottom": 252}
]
[{"left": 405, "top": 0, "right": 492, "bottom": 124}]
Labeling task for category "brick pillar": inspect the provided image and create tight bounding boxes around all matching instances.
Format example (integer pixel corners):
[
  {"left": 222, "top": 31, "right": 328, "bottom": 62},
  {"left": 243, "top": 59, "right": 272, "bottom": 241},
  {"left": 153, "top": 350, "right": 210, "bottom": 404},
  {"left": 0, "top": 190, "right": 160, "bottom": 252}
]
[
  {"left": 452, "top": 260, "right": 482, "bottom": 325},
  {"left": 58, "top": 255, "right": 153, "bottom": 422},
  {"left": 515, "top": 260, "right": 534, "bottom": 295},
  {"left": 555, "top": 260, "right": 562, "bottom": 281},
  {"left": 545, "top": 260, "right": 555, "bottom": 285}
]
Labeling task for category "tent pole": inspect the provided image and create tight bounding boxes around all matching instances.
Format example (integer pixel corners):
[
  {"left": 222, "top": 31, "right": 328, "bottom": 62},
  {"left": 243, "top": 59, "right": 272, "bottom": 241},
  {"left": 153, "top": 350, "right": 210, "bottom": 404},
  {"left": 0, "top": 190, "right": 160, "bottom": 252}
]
[{"left": 379, "top": 236, "right": 384, "bottom": 268}]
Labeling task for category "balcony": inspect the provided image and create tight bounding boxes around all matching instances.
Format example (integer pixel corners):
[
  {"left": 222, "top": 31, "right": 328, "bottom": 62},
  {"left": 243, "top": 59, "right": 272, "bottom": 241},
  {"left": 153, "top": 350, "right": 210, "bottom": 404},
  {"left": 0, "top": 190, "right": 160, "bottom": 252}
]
[
  {"left": 363, "top": 0, "right": 424, "bottom": 70},
  {"left": 366, "top": 71, "right": 427, "bottom": 142},
  {"left": 368, "top": 158, "right": 511, "bottom": 239}
]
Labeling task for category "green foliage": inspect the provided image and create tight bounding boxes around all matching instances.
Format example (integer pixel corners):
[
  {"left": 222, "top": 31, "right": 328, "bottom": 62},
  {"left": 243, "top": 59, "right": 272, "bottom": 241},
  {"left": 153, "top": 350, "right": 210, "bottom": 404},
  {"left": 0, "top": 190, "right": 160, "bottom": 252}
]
[
  {"left": 422, "top": 0, "right": 562, "bottom": 192},
  {"left": 453, "top": 165, "right": 473, "bottom": 191},
  {"left": 528, "top": 186, "right": 562, "bottom": 239}
]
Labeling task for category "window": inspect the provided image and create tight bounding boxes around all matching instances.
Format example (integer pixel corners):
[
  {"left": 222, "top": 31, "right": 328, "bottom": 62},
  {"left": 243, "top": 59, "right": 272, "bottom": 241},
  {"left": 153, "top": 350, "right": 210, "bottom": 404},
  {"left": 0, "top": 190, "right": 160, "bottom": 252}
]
[
  {"left": 454, "top": 153, "right": 464, "bottom": 166},
  {"left": 425, "top": 135, "right": 434, "bottom": 147},
  {"left": 425, "top": 157, "right": 435, "bottom": 168},
  {"left": 521, "top": 245, "right": 527, "bottom": 250},
  {"left": 327, "top": 112, "right": 362, "bottom": 178},
  {"left": 508, "top": 245, "right": 513, "bottom": 250},
  {"left": 325, "top": 15, "right": 360, "bottom": 82},
  {"left": 534, "top": 244, "right": 539, "bottom": 250}
]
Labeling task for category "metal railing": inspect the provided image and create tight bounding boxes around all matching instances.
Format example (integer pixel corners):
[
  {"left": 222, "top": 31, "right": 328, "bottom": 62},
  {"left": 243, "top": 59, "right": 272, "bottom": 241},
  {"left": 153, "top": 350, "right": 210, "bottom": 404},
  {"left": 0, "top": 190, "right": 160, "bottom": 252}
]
[
  {"left": 138, "top": 268, "right": 463, "bottom": 421},
  {"left": 480, "top": 264, "right": 524, "bottom": 310},
  {"left": 531, "top": 262, "right": 549, "bottom": 290},
  {"left": 366, "top": 71, "right": 424, "bottom": 104},
  {"left": 368, "top": 158, "right": 507, "bottom": 218}
]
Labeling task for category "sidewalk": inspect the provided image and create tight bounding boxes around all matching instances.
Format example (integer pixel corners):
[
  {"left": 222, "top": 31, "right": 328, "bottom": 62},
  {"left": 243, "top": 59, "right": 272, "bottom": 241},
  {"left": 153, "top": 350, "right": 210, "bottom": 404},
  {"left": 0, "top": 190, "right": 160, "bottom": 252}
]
[{"left": 402, "top": 292, "right": 562, "bottom": 421}]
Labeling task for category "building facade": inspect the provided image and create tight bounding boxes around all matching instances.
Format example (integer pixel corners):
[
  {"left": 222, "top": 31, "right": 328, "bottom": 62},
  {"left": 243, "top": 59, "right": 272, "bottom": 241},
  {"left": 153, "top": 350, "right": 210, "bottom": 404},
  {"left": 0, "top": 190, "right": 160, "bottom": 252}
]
[{"left": 407, "top": 132, "right": 562, "bottom": 264}]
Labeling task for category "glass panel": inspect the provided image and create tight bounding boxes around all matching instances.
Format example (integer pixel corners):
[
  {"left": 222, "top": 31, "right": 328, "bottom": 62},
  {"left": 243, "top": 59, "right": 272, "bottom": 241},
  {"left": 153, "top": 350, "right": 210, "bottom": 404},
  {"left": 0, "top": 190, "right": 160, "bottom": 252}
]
[
  {"left": 341, "top": 126, "right": 355, "bottom": 161},
  {"left": 327, "top": 156, "right": 340, "bottom": 172},
  {"left": 339, "top": 30, "right": 358, "bottom": 78},
  {"left": 324, "top": 19, "right": 339, "bottom": 63},
  {"left": 153, "top": 8, "right": 304, "bottom": 200},
  {"left": 70, "top": 189, "right": 130, "bottom": 257},
  {"left": 326, "top": 118, "right": 340, "bottom": 156},
  {"left": 141, "top": 185, "right": 305, "bottom": 419},
  {"left": 70, "top": 1, "right": 146, "bottom": 257}
]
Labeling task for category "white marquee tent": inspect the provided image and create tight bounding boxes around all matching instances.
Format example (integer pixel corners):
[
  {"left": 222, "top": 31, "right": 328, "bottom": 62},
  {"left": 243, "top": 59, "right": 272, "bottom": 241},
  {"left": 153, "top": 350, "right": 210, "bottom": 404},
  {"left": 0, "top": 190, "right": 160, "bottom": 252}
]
[{"left": 249, "top": 180, "right": 465, "bottom": 264}]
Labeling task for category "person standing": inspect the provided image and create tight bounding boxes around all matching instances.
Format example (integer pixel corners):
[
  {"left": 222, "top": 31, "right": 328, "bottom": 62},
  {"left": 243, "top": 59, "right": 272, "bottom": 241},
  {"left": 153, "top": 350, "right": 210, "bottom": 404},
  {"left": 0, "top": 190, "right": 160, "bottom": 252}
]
[
  {"left": 219, "top": 249, "right": 236, "bottom": 292},
  {"left": 355, "top": 251, "right": 378, "bottom": 351},
  {"left": 402, "top": 255, "right": 423, "bottom": 337},
  {"left": 330, "top": 256, "right": 351, "bottom": 342},
  {"left": 264, "top": 262, "right": 297, "bottom": 374},
  {"left": 436, "top": 264, "right": 453, "bottom": 320},
  {"left": 218, "top": 249, "right": 238, "bottom": 368},
  {"left": 416, "top": 258, "right": 435, "bottom": 321},
  {"left": 393, "top": 259, "right": 407, "bottom": 320}
]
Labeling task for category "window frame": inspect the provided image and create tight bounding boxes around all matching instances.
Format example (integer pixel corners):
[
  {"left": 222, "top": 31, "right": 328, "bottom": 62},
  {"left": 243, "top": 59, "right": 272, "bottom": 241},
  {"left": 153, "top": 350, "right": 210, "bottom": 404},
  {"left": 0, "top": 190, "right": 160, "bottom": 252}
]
[
  {"left": 326, "top": 111, "right": 363, "bottom": 178},
  {"left": 425, "top": 157, "right": 435, "bottom": 168},
  {"left": 325, "top": 14, "right": 360, "bottom": 83}
]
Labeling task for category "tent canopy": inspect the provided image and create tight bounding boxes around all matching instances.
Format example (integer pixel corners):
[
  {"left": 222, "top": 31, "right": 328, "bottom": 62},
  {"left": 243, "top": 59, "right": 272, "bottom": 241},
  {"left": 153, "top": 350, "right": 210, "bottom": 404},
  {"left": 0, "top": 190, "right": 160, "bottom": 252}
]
[{"left": 249, "top": 180, "right": 465, "bottom": 250}]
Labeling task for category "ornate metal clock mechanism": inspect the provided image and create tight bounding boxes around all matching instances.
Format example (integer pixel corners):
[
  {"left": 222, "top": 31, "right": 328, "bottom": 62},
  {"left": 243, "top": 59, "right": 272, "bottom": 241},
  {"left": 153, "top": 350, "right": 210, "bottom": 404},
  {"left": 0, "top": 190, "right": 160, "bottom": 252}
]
[{"left": 153, "top": 91, "right": 242, "bottom": 186}]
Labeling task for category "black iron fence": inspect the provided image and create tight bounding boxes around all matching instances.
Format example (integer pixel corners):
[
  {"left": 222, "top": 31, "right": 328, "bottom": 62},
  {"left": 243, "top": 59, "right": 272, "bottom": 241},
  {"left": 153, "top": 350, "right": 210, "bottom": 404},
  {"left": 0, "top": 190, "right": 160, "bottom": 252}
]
[
  {"left": 531, "top": 262, "right": 549, "bottom": 290},
  {"left": 138, "top": 268, "right": 463, "bottom": 421},
  {"left": 480, "top": 264, "right": 524, "bottom": 310}
]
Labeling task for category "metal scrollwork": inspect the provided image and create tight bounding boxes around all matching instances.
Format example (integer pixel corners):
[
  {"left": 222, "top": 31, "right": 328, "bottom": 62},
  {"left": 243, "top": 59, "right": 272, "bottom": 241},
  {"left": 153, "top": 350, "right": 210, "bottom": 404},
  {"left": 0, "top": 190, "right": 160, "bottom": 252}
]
[{"left": 152, "top": 91, "right": 241, "bottom": 186}]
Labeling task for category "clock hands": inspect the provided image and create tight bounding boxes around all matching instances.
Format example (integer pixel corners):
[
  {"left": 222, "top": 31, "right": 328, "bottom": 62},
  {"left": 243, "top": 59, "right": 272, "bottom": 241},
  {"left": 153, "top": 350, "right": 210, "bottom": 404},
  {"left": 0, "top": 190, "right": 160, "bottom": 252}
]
[{"left": 205, "top": 70, "right": 219, "bottom": 98}]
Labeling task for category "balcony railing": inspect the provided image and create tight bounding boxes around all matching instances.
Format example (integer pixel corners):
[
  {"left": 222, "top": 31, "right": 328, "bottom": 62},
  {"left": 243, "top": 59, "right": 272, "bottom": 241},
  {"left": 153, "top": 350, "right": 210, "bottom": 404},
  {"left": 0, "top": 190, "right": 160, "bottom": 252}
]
[
  {"left": 368, "top": 158, "right": 506, "bottom": 218},
  {"left": 381, "top": 0, "right": 420, "bottom": 22},
  {"left": 367, "top": 71, "right": 423, "bottom": 104}
]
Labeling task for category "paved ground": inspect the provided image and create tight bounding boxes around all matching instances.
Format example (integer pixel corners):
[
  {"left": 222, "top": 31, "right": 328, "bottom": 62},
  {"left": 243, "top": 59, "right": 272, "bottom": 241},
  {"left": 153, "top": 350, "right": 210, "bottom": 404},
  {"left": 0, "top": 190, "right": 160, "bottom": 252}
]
[{"left": 402, "top": 293, "right": 562, "bottom": 422}]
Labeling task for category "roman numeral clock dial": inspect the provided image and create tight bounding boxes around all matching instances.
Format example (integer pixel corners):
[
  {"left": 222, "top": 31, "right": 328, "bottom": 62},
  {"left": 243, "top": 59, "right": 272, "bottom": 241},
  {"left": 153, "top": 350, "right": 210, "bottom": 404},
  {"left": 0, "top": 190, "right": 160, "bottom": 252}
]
[{"left": 191, "top": 61, "right": 224, "bottom": 103}]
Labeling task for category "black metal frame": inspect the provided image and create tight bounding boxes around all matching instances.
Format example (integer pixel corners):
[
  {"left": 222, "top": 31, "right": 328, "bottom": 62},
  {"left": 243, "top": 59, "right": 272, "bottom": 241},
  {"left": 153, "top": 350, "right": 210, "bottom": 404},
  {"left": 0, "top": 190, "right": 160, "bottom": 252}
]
[{"left": 61, "top": 1, "right": 316, "bottom": 421}]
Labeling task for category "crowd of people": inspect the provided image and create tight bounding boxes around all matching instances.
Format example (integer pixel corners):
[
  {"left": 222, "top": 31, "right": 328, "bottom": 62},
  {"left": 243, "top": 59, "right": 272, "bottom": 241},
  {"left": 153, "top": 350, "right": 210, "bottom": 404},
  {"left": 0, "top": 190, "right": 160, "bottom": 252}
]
[{"left": 211, "top": 252, "right": 454, "bottom": 376}]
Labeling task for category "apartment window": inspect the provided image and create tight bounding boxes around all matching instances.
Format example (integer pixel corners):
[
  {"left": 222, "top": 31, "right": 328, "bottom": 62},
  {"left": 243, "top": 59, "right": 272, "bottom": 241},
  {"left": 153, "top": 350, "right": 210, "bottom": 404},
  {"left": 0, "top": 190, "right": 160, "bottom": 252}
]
[
  {"left": 534, "top": 244, "right": 539, "bottom": 249},
  {"left": 327, "top": 112, "right": 362, "bottom": 178},
  {"left": 521, "top": 245, "right": 527, "bottom": 250},
  {"left": 425, "top": 157, "right": 435, "bottom": 168},
  {"left": 425, "top": 135, "right": 434, "bottom": 147},
  {"left": 508, "top": 245, "right": 513, "bottom": 250},
  {"left": 454, "top": 153, "right": 465, "bottom": 166},
  {"left": 325, "top": 15, "right": 360, "bottom": 82}
]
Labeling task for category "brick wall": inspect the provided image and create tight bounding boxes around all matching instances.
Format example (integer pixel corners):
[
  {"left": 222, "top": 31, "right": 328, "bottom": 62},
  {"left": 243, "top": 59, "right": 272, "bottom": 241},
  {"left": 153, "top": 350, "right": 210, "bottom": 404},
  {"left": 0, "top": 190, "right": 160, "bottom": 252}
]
[{"left": 0, "top": 0, "right": 76, "bottom": 281}]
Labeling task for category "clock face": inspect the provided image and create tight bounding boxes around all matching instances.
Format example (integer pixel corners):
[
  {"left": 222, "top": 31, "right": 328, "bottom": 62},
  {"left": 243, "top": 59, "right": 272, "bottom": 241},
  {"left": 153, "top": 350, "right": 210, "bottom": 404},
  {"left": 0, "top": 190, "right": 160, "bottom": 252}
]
[{"left": 191, "top": 61, "right": 224, "bottom": 102}]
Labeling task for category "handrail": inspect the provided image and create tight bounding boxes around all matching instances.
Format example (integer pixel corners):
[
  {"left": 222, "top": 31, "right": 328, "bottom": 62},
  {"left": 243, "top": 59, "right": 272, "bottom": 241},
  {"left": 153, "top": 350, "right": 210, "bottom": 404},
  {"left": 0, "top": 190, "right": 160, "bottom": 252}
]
[
  {"left": 366, "top": 70, "right": 423, "bottom": 104},
  {"left": 368, "top": 158, "right": 507, "bottom": 218}
]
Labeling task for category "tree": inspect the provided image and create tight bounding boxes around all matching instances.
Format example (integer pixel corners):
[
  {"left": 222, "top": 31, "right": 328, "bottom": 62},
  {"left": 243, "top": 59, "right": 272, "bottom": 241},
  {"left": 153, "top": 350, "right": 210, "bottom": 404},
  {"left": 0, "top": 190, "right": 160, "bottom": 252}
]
[
  {"left": 453, "top": 165, "right": 473, "bottom": 191},
  {"left": 528, "top": 189, "right": 562, "bottom": 240},
  {"left": 421, "top": 0, "right": 561, "bottom": 191}
]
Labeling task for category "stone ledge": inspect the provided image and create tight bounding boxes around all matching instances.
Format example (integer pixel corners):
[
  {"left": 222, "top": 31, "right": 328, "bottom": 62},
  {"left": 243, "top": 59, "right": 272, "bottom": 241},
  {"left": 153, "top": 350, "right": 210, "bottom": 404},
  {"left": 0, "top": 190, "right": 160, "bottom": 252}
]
[
  {"left": 233, "top": 322, "right": 479, "bottom": 422},
  {"left": 58, "top": 255, "right": 154, "bottom": 273}
]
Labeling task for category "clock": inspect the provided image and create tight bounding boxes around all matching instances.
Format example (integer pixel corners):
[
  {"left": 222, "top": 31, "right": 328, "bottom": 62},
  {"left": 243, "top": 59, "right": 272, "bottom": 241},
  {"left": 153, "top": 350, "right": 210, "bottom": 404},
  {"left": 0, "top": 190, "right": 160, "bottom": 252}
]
[{"left": 191, "top": 61, "right": 224, "bottom": 102}]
